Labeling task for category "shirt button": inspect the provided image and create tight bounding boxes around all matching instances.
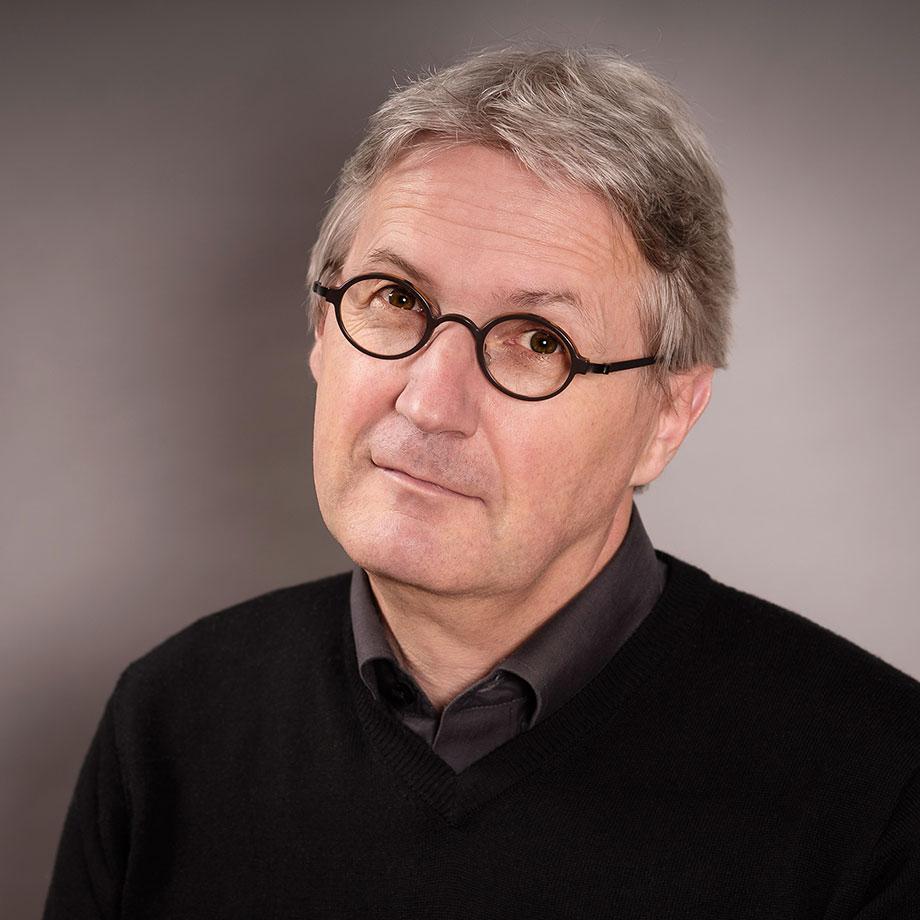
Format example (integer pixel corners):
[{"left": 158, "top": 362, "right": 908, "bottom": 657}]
[{"left": 387, "top": 680, "right": 416, "bottom": 706}]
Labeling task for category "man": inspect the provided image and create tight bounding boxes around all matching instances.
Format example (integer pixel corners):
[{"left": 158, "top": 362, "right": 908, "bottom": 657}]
[{"left": 45, "top": 47, "right": 920, "bottom": 918}]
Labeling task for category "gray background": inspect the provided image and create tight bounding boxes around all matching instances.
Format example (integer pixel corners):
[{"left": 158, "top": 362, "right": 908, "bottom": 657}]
[{"left": 3, "top": 0, "right": 919, "bottom": 913}]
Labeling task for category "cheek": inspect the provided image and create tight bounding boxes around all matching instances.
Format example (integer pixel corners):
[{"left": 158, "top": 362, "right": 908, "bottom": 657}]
[
  {"left": 497, "top": 398, "right": 643, "bottom": 513},
  {"left": 318, "top": 331, "right": 401, "bottom": 414},
  {"left": 312, "top": 342, "right": 397, "bottom": 480}
]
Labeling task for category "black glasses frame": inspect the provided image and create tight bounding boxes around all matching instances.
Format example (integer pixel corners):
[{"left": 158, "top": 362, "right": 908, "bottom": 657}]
[{"left": 312, "top": 273, "right": 658, "bottom": 402}]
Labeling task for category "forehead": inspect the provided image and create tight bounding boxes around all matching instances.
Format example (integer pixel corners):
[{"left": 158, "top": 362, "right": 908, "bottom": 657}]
[{"left": 344, "top": 145, "right": 648, "bottom": 347}]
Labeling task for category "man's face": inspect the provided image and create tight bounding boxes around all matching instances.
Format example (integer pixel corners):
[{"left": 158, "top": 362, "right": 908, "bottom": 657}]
[{"left": 310, "top": 144, "right": 665, "bottom": 600}]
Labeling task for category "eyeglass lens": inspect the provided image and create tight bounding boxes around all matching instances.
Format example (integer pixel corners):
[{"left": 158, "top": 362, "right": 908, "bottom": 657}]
[{"left": 337, "top": 276, "right": 571, "bottom": 399}]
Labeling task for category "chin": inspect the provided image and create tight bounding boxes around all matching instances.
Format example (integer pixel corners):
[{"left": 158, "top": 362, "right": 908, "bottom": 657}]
[
  {"left": 337, "top": 522, "right": 485, "bottom": 597},
  {"left": 322, "top": 479, "right": 491, "bottom": 593}
]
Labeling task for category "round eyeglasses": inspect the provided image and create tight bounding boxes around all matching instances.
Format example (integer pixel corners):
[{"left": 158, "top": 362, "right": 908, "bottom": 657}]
[{"left": 311, "top": 273, "right": 658, "bottom": 402}]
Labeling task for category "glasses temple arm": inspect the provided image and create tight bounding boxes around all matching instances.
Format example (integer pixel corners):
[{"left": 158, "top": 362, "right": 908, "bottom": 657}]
[{"left": 578, "top": 356, "right": 659, "bottom": 375}]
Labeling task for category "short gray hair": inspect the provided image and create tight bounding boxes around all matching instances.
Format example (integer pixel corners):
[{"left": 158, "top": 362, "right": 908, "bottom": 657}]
[{"left": 307, "top": 46, "right": 734, "bottom": 394}]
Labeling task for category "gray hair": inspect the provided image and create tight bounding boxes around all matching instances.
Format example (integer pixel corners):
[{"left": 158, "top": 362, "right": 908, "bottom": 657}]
[{"left": 307, "top": 46, "right": 734, "bottom": 396}]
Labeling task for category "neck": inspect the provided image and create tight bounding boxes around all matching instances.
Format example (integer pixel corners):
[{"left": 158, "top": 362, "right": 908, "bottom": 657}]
[{"left": 366, "top": 497, "right": 634, "bottom": 711}]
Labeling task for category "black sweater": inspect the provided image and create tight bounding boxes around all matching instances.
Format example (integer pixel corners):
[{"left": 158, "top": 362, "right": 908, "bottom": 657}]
[{"left": 44, "top": 554, "right": 920, "bottom": 918}]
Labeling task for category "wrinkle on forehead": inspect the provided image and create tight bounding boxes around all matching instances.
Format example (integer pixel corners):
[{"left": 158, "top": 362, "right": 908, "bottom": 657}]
[
  {"left": 369, "top": 178, "right": 627, "bottom": 275},
  {"left": 380, "top": 201, "right": 618, "bottom": 280}
]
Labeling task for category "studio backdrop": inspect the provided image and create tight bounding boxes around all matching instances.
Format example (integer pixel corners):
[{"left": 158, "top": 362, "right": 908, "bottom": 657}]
[{"left": 2, "top": 1, "right": 918, "bottom": 915}]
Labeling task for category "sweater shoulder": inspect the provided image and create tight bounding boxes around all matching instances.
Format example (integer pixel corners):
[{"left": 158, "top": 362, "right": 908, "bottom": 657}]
[
  {"left": 709, "top": 573, "right": 920, "bottom": 689},
  {"left": 673, "top": 556, "right": 920, "bottom": 755},
  {"left": 118, "top": 572, "right": 352, "bottom": 697}
]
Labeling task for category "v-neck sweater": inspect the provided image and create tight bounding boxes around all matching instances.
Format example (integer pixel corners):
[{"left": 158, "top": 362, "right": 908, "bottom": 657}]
[{"left": 44, "top": 554, "right": 920, "bottom": 919}]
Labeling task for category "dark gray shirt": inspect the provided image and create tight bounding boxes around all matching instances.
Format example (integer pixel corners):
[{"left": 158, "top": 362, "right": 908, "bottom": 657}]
[{"left": 350, "top": 502, "right": 666, "bottom": 772}]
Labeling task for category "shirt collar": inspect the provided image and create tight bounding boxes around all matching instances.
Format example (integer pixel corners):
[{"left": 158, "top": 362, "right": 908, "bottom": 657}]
[{"left": 349, "top": 501, "right": 665, "bottom": 722}]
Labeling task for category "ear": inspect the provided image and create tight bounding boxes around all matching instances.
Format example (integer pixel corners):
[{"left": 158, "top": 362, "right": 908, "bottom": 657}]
[
  {"left": 630, "top": 365, "right": 714, "bottom": 488},
  {"left": 308, "top": 308, "right": 328, "bottom": 382}
]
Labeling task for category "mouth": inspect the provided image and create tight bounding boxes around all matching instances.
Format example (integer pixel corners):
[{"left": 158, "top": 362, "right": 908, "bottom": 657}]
[{"left": 372, "top": 461, "right": 476, "bottom": 500}]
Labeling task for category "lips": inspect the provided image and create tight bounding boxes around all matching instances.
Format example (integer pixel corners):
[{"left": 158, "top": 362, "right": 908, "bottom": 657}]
[{"left": 370, "top": 454, "right": 478, "bottom": 500}]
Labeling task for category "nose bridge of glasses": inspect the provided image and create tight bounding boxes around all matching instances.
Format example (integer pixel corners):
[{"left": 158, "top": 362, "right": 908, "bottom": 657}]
[
  {"left": 418, "top": 313, "right": 486, "bottom": 363},
  {"left": 429, "top": 312, "right": 483, "bottom": 341}
]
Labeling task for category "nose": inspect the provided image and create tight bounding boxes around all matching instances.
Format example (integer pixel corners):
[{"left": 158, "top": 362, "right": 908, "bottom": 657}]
[{"left": 394, "top": 320, "right": 482, "bottom": 437}]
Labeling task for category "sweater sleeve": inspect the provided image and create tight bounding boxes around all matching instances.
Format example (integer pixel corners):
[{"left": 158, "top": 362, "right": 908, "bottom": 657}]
[
  {"left": 851, "top": 763, "right": 920, "bottom": 919},
  {"left": 42, "top": 680, "right": 130, "bottom": 920}
]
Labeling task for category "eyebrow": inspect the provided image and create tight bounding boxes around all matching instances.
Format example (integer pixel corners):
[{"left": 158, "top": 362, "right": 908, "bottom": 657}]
[
  {"left": 364, "top": 248, "right": 436, "bottom": 290},
  {"left": 504, "top": 288, "right": 593, "bottom": 327},
  {"left": 361, "top": 246, "right": 599, "bottom": 340}
]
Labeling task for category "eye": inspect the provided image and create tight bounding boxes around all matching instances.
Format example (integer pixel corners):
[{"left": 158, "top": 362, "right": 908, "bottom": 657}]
[
  {"left": 490, "top": 320, "right": 568, "bottom": 360},
  {"left": 380, "top": 286, "right": 419, "bottom": 311},
  {"left": 526, "top": 330, "right": 560, "bottom": 355}
]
